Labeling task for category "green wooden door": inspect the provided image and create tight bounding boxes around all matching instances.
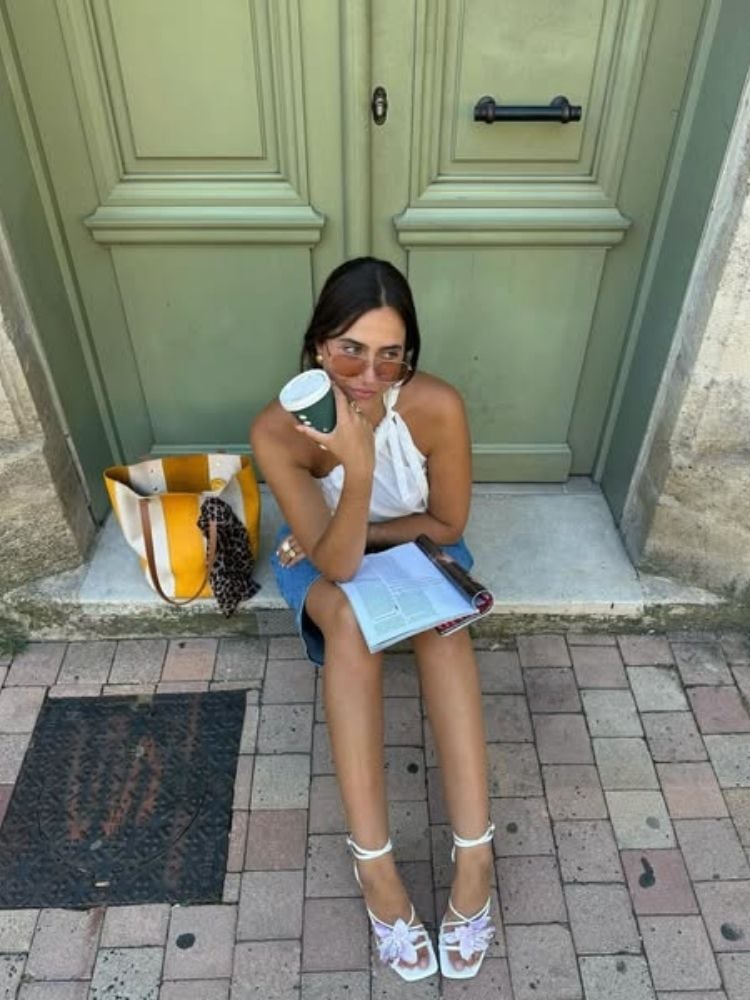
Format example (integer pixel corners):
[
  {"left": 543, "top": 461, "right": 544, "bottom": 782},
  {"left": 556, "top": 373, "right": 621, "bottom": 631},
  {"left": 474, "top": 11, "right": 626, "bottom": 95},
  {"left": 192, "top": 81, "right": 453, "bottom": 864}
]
[{"left": 2, "top": 0, "right": 706, "bottom": 481}]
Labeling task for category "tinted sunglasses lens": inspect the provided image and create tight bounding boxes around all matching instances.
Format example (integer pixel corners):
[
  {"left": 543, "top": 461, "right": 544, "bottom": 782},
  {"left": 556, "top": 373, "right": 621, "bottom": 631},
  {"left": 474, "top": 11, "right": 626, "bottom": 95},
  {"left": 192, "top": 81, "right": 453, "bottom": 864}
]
[
  {"left": 329, "top": 354, "right": 366, "bottom": 377},
  {"left": 375, "top": 361, "right": 409, "bottom": 382}
]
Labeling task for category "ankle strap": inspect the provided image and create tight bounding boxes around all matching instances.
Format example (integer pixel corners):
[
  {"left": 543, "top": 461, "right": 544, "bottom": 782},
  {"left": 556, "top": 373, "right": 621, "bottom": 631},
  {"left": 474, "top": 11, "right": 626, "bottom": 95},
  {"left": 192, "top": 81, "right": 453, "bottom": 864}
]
[
  {"left": 346, "top": 835, "right": 393, "bottom": 861},
  {"left": 450, "top": 822, "right": 495, "bottom": 862}
]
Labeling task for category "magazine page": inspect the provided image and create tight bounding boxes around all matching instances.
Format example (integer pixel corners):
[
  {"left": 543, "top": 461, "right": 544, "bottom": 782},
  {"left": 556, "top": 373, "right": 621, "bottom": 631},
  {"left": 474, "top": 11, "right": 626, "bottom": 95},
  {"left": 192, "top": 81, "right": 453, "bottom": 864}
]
[
  {"left": 414, "top": 535, "right": 495, "bottom": 636},
  {"left": 338, "top": 543, "right": 475, "bottom": 653}
]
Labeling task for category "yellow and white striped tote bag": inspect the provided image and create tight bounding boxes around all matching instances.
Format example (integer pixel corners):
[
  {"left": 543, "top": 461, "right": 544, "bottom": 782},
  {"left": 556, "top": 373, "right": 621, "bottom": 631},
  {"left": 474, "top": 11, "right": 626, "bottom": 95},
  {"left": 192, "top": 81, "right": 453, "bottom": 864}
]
[{"left": 104, "top": 454, "right": 260, "bottom": 603}]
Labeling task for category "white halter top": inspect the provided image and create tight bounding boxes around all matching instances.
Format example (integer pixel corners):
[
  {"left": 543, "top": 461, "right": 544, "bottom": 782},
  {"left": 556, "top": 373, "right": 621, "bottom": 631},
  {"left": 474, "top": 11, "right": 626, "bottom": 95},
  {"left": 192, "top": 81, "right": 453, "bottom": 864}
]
[{"left": 317, "top": 385, "right": 429, "bottom": 522}]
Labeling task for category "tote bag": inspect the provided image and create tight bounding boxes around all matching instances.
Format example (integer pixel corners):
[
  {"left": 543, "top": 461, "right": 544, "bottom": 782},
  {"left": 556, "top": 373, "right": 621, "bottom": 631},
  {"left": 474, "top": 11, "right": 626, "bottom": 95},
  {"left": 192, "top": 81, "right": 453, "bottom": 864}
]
[{"left": 104, "top": 454, "right": 260, "bottom": 605}]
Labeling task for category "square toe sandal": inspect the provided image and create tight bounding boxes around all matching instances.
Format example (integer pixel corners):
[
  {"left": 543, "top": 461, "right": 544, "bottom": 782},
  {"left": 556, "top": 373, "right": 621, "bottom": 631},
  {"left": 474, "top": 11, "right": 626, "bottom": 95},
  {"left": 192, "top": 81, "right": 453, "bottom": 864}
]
[
  {"left": 346, "top": 835, "right": 438, "bottom": 982},
  {"left": 438, "top": 822, "right": 496, "bottom": 980}
]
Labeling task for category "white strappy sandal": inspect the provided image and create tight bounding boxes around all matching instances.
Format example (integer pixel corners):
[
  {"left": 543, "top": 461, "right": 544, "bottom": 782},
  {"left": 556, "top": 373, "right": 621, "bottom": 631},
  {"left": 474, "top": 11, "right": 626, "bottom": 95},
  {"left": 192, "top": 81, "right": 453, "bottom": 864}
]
[
  {"left": 345, "top": 835, "right": 438, "bottom": 982},
  {"left": 438, "top": 821, "right": 496, "bottom": 980}
]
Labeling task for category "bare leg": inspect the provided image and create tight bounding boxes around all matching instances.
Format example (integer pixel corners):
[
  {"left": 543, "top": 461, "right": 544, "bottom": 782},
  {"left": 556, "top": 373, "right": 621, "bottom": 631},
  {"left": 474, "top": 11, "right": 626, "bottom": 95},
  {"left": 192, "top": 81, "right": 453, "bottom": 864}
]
[
  {"left": 412, "top": 627, "right": 493, "bottom": 972},
  {"left": 305, "top": 579, "right": 430, "bottom": 970}
]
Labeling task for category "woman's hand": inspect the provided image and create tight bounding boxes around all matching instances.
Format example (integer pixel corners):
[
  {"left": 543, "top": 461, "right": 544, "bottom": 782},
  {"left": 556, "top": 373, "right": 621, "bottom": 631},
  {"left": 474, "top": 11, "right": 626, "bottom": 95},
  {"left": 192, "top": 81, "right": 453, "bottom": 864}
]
[
  {"left": 276, "top": 532, "right": 307, "bottom": 568},
  {"left": 294, "top": 384, "right": 375, "bottom": 477}
]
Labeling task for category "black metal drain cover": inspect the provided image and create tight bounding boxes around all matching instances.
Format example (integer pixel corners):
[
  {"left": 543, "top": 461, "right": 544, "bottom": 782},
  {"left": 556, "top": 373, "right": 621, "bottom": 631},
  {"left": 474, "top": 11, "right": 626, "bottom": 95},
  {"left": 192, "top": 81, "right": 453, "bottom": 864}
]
[{"left": 0, "top": 691, "right": 245, "bottom": 908}]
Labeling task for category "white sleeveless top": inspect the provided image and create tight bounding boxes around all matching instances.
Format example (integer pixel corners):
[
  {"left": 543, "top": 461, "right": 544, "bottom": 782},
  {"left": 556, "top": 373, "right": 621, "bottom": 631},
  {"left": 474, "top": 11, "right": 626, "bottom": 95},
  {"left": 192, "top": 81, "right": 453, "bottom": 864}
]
[{"left": 317, "top": 385, "right": 429, "bottom": 522}]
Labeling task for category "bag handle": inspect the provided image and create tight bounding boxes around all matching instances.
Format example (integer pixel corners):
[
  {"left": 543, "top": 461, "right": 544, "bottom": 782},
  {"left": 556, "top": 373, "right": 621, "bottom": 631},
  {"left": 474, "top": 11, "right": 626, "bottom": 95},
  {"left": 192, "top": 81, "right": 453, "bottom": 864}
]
[{"left": 139, "top": 499, "right": 218, "bottom": 606}]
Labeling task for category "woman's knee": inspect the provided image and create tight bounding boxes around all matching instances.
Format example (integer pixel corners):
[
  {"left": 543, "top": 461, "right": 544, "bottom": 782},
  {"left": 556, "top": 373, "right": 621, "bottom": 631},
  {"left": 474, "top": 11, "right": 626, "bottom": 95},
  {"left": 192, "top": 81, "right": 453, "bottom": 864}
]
[{"left": 306, "top": 580, "right": 365, "bottom": 643}]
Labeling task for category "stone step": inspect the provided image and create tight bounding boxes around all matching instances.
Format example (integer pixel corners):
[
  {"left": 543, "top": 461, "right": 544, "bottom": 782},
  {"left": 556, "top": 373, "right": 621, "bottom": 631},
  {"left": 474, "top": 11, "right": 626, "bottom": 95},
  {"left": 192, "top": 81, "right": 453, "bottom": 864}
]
[{"left": 1, "top": 482, "right": 728, "bottom": 641}]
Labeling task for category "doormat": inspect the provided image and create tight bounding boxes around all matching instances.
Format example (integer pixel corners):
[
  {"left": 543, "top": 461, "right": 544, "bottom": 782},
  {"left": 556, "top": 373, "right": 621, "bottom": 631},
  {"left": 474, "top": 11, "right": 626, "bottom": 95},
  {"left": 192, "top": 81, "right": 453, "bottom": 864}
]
[{"left": 0, "top": 691, "right": 245, "bottom": 908}]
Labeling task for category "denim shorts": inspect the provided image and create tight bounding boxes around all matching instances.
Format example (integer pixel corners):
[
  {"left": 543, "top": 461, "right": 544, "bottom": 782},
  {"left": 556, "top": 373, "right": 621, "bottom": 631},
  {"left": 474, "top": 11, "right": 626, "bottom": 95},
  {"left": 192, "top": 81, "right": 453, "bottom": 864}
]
[{"left": 271, "top": 523, "right": 475, "bottom": 666}]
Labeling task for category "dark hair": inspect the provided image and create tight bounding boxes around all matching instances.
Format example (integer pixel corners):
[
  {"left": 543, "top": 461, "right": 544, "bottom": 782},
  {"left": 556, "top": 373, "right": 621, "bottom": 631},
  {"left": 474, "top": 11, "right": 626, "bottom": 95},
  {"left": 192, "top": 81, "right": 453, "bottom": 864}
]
[{"left": 300, "top": 257, "right": 420, "bottom": 381}]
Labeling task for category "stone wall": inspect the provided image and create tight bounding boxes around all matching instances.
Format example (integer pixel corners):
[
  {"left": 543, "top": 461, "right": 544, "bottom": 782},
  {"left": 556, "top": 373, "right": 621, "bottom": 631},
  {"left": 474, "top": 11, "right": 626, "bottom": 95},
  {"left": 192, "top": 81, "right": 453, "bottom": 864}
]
[
  {"left": 0, "top": 223, "right": 95, "bottom": 594},
  {"left": 622, "top": 73, "right": 750, "bottom": 598}
]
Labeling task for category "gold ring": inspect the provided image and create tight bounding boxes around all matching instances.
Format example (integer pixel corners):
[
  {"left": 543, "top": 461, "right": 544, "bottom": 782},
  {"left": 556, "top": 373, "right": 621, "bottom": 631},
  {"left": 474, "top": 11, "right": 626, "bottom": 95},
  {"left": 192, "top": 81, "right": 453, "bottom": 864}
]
[{"left": 281, "top": 539, "right": 292, "bottom": 554}]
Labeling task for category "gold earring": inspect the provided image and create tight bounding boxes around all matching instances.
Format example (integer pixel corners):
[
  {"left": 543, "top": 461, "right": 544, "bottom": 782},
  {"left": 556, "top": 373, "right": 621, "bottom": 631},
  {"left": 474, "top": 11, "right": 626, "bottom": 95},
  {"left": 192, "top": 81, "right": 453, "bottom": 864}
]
[{"left": 315, "top": 354, "right": 323, "bottom": 364}]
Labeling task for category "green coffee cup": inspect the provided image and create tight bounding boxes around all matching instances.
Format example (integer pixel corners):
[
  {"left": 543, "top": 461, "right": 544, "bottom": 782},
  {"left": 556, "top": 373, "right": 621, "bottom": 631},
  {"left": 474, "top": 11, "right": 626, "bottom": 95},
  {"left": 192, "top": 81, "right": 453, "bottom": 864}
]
[{"left": 279, "top": 369, "right": 336, "bottom": 433}]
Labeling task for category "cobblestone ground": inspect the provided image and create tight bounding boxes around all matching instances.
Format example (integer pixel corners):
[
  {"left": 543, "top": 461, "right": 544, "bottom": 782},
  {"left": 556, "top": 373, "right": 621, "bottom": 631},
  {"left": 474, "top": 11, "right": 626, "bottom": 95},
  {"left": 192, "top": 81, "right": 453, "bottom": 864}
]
[{"left": 0, "top": 631, "right": 749, "bottom": 999}]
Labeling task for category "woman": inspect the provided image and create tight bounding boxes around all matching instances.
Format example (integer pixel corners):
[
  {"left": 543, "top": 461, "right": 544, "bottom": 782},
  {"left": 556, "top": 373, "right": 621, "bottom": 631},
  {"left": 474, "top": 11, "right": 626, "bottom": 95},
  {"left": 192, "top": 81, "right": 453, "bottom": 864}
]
[{"left": 251, "top": 257, "right": 495, "bottom": 981}]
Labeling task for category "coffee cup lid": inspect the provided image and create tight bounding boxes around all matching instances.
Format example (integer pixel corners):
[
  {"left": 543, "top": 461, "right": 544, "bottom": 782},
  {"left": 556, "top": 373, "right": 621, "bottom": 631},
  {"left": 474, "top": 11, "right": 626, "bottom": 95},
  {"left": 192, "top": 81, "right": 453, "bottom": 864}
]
[{"left": 279, "top": 369, "right": 332, "bottom": 411}]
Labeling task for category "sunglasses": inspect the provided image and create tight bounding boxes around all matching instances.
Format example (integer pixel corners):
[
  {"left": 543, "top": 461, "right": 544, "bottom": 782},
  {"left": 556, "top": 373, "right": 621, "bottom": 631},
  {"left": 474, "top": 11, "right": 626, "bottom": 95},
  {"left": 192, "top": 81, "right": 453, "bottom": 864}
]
[{"left": 322, "top": 342, "right": 411, "bottom": 383}]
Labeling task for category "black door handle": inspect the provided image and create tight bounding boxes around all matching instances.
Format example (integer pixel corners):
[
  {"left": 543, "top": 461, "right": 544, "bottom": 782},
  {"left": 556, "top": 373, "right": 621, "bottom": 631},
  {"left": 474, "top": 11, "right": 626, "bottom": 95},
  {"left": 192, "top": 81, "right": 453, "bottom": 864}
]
[{"left": 474, "top": 95, "right": 582, "bottom": 124}]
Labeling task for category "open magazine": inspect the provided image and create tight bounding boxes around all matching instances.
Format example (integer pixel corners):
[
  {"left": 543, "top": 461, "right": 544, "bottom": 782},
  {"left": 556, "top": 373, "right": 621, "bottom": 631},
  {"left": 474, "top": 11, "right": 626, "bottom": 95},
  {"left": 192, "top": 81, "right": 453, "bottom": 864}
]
[{"left": 338, "top": 534, "right": 495, "bottom": 653}]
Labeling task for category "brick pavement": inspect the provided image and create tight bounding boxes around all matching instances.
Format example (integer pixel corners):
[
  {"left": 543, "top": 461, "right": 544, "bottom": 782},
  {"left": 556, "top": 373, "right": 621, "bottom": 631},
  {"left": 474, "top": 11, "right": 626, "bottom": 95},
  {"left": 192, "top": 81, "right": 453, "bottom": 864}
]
[{"left": 0, "top": 630, "right": 749, "bottom": 998}]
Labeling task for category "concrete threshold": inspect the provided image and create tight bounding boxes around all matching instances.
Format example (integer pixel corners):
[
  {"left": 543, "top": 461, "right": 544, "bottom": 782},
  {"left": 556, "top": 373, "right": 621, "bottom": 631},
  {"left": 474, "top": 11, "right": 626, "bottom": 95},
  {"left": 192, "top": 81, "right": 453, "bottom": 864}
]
[{"left": 1, "top": 480, "right": 731, "bottom": 640}]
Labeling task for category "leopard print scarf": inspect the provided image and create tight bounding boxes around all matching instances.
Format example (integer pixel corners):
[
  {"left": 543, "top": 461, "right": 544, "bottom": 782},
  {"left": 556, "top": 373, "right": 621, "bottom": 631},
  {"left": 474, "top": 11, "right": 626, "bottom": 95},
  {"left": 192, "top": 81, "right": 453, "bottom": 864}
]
[{"left": 197, "top": 497, "right": 261, "bottom": 617}]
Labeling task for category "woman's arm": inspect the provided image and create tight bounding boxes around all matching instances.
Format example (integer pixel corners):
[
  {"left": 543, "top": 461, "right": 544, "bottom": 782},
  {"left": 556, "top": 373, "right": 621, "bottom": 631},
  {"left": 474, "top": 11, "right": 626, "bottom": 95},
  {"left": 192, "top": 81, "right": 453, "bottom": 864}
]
[
  {"left": 251, "top": 387, "right": 376, "bottom": 581},
  {"left": 368, "top": 382, "right": 472, "bottom": 548}
]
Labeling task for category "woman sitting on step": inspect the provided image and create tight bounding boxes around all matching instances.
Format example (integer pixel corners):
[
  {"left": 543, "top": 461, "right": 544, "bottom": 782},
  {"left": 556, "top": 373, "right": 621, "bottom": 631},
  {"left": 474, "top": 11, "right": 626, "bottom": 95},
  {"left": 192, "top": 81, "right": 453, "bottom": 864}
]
[{"left": 251, "top": 256, "right": 495, "bottom": 982}]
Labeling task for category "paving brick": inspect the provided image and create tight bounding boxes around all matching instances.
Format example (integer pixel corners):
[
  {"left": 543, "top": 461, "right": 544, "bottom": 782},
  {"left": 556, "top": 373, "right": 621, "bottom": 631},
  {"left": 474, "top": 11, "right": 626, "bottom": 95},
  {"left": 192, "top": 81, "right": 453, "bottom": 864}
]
[
  {"left": 734, "top": 665, "right": 750, "bottom": 700},
  {"left": 688, "top": 686, "right": 750, "bottom": 734},
  {"left": 226, "top": 809, "right": 249, "bottom": 872},
  {"left": 311, "top": 722, "right": 333, "bottom": 774},
  {"left": 156, "top": 680, "right": 209, "bottom": 694},
  {"left": 525, "top": 668, "right": 581, "bottom": 712},
  {"left": 48, "top": 683, "right": 102, "bottom": 698},
  {"left": 639, "top": 916, "right": 721, "bottom": 991},
  {"left": 213, "top": 640, "right": 267, "bottom": 686},
  {"left": 725, "top": 789, "right": 750, "bottom": 845},
  {"left": 163, "top": 904, "right": 236, "bottom": 979},
  {"left": 101, "top": 904, "right": 170, "bottom": 947},
  {"left": 720, "top": 632, "right": 750, "bottom": 663},
  {"left": 268, "top": 635, "right": 307, "bottom": 659},
  {"left": 621, "top": 848, "right": 697, "bottom": 915},
  {"left": 57, "top": 641, "right": 115, "bottom": 684},
  {"left": 0, "top": 734, "right": 30, "bottom": 783},
  {"left": 484, "top": 694, "right": 532, "bottom": 742},
  {"left": 251, "top": 754, "right": 310, "bottom": 809},
  {"left": 568, "top": 632, "right": 618, "bottom": 645},
  {"left": 0, "top": 955, "right": 25, "bottom": 999},
  {"left": 0, "top": 909, "right": 38, "bottom": 951},
  {"left": 109, "top": 639, "right": 166, "bottom": 683},
  {"left": 643, "top": 712, "right": 707, "bottom": 762},
  {"left": 491, "top": 797, "right": 554, "bottom": 856},
  {"left": 237, "top": 870, "right": 304, "bottom": 939},
  {"left": 655, "top": 993, "right": 726, "bottom": 1000},
  {"left": 233, "top": 940, "right": 301, "bottom": 998},
  {"left": 565, "top": 883, "right": 640, "bottom": 954},
  {"left": 618, "top": 635, "right": 673, "bottom": 666},
  {"left": 262, "top": 658, "right": 315, "bottom": 703},
  {"left": 440, "top": 958, "right": 513, "bottom": 999},
  {"left": 5, "top": 643, "right": 65, "bottom": 686},
  {"left": 89, "top": 946, "right": 162, "bottom": 1000},
  {"left": 593, "top": 737, "right": 658, "bottom": 789},
  {"left": 384, "top": 746, "right": 426, "bottom": 800},
  {"left": 159, "top": 982, "right": 229, "bottom": 1000},
  {"left": 581, "top": 690, "right": 642, "bottom": 737},
  {"left": 301, "top": 971, "right": 370, "bottom": 1000},
  {"left": 672, "top": 642, "right": 732, "bottom": 686},
  {"left": 534, "top": 713, "right": 593, "bottom": 764},
  {"left": 543, "top": 764, "right": 607, "bottom": 820},
  {"left": 102, "top": 683, "right": 156, "bottom": 697},
  {"left": 674, "top": 818, "right": 750, "bottom": 880},
  {"left": 245, "top": 809, "right": 307, "bottom": 869},
  {"left": 505, "top": 924, "right": 581, "bottom": 1000},
  {"left": 232, "top": 755, "right": 254, "bottom": 811},
  {"left": 571, "top": 645, "right": 628, "bottom": 688},
  {"left": 695, "top": 880, "right": 750, "bottom": 951},
  {"left": 18, "top": 984, "right": 90, "bottom": 1000},
  {"left": 497, "top": 856, "right": 566, "bottom": 923},
  {"left": 718, "top": 953, "right": 750, "bottom": 1000},
  {"left": 0, "top": 784, "right": 10, "bottom": 826},
  {"left": 308, "top": 774, "right": 345, "bottom": 833},
  {"left": 427, "top": 766, "right": 447, "bottom": 823},
  {"left": 302, "top": 898, "right": 369, "bottom": 971},
  {"left": 402, "top": 860, "right": 439, "bottom": 933},
  {"left": 383, "top": 697, "right": 422, "bottom": 745},
  {"left": 0, "top": 687, "right": 45, "bottom": 733},
  {"left": 606, "top": 791, "right": 675, "bottom": 848},
  {"left": 223, "top": 872, "right": 241, "bottom": 903},
  {"left": 628, "top": 667, "right": 688, "bottom": 712},
  {"left": 555, "top": 820, "right": 623, "bottom": 882},
  {"left": 488, "top": 744, "right": 543, "bottom": 797},
  {"left": 431, "top": 824, "right": 456, "bottom": 889},
  {"left": 161, "top": 638, "right": 217, "bottom": 681},
  {"left": 389, "top": 800, "right": 430, "bottom": 861},
  {"left": 382, "top": 653, "right": 421, "bottom": 696},
  {"left": 0, "top": 665, "right": 5, "bottom": 689},
  {"left": 27, "top": 908, "right": 104, "bottom": 980},
  {"left": 240, "top": 700, "right": 259, "bottom": 754},
  {"left": 517, "top": 634, "right": 570, "bottom": 667},
  {"left": 257, "top": 704, "right": 313, "bottom": 754},
  {"left": 306, "top": 834, "right": 359, "bottom": 897},
  {"left": 657, "top": 762, "right": 728, "bottom": 818},
  {"left": 704, "top": 735, "right": 750, "bottom": 787},
  {"left": 579, "top": 955, "right": 656, "bottom": 1000},
  {"left": 475, "top": 649, "right": 524, "bottom": 693}
]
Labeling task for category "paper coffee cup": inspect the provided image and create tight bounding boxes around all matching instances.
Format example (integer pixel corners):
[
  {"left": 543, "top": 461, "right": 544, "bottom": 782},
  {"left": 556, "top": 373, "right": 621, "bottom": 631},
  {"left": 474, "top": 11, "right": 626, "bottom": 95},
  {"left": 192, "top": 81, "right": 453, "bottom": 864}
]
[{"left": 279, "top": 369, "right": 336, "bottom": 433}]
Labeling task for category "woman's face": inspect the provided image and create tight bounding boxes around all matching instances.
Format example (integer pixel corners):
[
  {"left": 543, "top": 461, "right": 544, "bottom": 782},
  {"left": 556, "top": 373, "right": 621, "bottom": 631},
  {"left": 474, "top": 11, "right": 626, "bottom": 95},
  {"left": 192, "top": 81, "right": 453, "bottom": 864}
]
[{"left": 317, "top": 306, "right": 407, "bottom": 405}]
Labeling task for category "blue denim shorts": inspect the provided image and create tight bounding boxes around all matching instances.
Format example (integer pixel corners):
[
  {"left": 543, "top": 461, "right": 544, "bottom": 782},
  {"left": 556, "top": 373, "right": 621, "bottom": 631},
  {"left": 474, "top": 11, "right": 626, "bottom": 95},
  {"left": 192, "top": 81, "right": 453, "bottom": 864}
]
[{"left": 271, "top": 523, "right": 474, "bottom": 666}]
